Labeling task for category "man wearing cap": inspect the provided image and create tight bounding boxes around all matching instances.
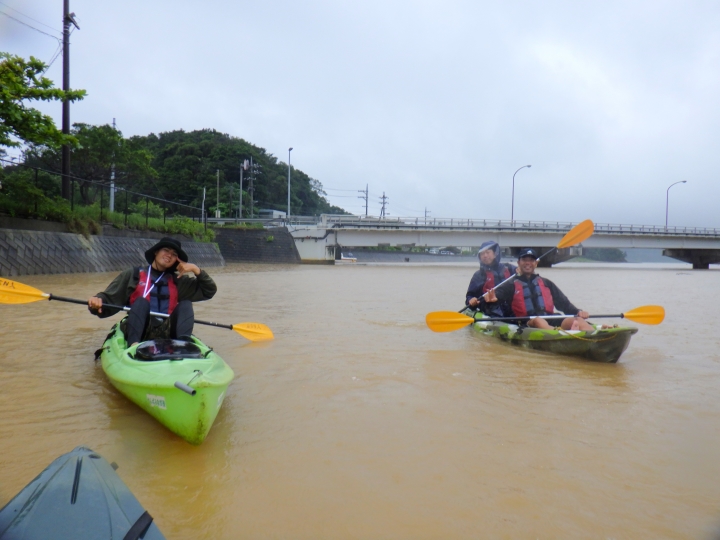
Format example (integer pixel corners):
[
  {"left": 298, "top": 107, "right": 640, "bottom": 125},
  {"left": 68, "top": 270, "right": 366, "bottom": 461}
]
[
  {"left": 465, "top": 241, "right": 516, "bottom": 317},
  {"left": 481, "top": 248, "right": 593, "bottom": 331},
  {"left": 87, "top": 237, "right": 217, "bottom": 345}
]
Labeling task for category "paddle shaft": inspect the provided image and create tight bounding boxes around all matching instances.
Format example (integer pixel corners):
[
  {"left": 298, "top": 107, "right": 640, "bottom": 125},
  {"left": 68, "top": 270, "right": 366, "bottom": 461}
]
[
  {"left": 49, "top": 294, "right": 234, "bottom": 331},
  {"left": 463, "top": 220, "right": 595, "bottom": 312},
  {"left": 470, "top": 313, "right": 626, "bottom": 323},
  {"left": 488, "top": 245, "right": 559, "bottom": 293}
]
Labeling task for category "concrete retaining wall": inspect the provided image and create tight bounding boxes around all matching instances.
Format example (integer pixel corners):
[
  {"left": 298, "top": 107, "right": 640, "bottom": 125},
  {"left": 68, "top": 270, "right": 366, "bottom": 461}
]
[
  {"left": 0, "top": 229, "right": 224, "bottom": 276},
  {"left": 214, "top": 227, "right": 301, "bottom": 263}
]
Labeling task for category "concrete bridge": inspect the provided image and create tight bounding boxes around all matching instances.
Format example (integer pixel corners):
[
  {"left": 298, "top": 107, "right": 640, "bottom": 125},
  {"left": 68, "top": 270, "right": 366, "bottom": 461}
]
[{"left": 278, "top": 215, "right": 720, "bottom": 268}]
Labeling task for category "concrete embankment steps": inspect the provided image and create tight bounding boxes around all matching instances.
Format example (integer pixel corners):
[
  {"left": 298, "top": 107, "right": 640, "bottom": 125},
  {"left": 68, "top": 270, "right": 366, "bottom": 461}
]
[{"left": 213, "top": 227, "right": 301, "bottom": 263}]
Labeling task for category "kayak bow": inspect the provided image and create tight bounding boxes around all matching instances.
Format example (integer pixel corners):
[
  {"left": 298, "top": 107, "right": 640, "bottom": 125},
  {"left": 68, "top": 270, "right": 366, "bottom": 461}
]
[{"left": 99, "top": 321, "right": 234, "bottom": 444}]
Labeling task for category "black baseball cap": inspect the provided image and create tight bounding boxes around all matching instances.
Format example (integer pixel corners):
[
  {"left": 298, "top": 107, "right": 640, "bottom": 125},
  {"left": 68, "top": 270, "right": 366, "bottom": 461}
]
[{"left": 517, "top": 248, "right": 538, "bottom": 259}]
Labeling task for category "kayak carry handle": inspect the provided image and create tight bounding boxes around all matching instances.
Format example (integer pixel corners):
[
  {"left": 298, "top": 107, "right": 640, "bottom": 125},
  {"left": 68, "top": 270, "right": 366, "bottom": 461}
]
[{"left": 174, "top": 382, "right": 196, "bottom": 396}]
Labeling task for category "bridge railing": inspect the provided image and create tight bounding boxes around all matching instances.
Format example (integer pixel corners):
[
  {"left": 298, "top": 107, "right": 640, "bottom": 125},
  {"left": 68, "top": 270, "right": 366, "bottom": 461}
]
[
  {"left": 209, "top": 214, "right": 720, "bottom": 237},
  {"left": 287, "top": 215, "right": 720, "bottom": 237}
]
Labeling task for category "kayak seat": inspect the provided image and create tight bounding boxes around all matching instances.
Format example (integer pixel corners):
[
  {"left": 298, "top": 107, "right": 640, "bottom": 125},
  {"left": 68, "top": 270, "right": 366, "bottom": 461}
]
[{"left": 134, "top": 339, "right": 204, "bottom": 361}]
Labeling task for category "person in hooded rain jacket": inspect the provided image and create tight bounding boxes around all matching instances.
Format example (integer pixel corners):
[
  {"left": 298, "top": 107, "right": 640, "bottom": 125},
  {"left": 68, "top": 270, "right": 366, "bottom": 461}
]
[{"left": 465, "top": 241, "right": 517, "bottom": 317}]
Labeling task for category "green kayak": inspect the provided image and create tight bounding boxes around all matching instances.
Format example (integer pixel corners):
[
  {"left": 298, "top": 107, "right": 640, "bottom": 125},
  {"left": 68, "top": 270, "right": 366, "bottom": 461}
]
[
  {"left": 99, "top": 321, "right": 234, "bottom": 444},
  {"left": 466, "top": 311, "right": 638, "bottom": 363}
]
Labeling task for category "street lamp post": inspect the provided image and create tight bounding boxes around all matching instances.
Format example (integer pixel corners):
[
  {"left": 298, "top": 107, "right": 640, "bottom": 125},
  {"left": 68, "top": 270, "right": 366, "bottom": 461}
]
[
  {"left": 665, "top": 180, "right": 687, "bottom": 229},
  {"left": 511, "top": 164, "right": 531, "bottom": 222},
  {"left": 287, "top": 147, "right": 293, "bottom": 219}
]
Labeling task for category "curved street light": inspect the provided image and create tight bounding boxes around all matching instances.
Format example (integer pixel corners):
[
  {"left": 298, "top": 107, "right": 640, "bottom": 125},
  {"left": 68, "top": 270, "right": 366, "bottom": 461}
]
[
  {"left": 665, "top": 180, "right": 687, "bottom": 229},
  {"left": 511, "top": 164, "right": 532, "bottom": 222}
]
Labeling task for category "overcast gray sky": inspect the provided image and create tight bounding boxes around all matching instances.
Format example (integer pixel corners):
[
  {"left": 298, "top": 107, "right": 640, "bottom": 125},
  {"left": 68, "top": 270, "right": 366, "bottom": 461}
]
[{"left": 3, "top": 0, "right": 719, "bottom": 227}]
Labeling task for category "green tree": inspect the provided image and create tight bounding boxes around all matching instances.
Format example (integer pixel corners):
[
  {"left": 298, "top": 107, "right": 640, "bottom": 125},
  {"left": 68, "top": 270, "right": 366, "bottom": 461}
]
[
  {"left": 25, "top": 123, "right": 157, "bottom": 205},
  {"left": 0, "top": 53, "right": 85, "bottom": 148},
  {"left": 131, "top": 129, "right": 348, "bottom": 216},
  {"left": 583, "top": 248, "right": 627, "bottom": 262}
]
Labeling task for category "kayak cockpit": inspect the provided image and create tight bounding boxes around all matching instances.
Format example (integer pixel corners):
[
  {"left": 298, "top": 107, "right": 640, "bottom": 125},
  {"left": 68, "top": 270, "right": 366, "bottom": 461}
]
[{"left": 133, "top": 339, "right": 205, "bottom": 361}]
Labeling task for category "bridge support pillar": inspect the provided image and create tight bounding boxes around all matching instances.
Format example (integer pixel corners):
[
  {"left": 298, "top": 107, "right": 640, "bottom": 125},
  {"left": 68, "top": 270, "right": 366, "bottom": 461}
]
[
  {"left": 663, "top": 249, "right": 720, "bottom": 269},
  {"left": 509, "top": 247, "right": 582, "bottom": 267}
]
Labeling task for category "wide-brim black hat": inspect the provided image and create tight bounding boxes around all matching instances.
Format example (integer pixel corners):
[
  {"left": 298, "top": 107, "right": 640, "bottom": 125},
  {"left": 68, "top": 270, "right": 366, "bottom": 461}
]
[{"left": 144, "top": 237, "right": 188, "bottom": 266}]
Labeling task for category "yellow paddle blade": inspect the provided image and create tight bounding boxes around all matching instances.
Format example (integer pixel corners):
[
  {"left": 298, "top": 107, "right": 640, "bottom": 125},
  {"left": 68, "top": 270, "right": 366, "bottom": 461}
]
[
  {"left": 426, "top": 311, "right": 475, "bottom": 333},
  {"left": 0, "top": 278, "right": 49, "bottom": 304},
  {"left": 232, "top": 322, "right": 274, "bottom": 341},
  {"left": 557, "top": 219, "right": 594, "bottom": 249},
  {"left": 623, "top": 305, "right": 665, "bottom": 325}
]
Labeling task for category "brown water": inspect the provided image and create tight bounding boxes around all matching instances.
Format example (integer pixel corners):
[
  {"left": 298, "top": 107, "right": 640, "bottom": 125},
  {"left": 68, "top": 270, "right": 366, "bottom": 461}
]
[{"left": 1, "top": 263, "right": 720, "bottom": 538}]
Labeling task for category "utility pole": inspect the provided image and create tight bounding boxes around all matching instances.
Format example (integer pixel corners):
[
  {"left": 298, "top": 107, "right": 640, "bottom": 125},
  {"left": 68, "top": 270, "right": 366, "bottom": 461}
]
[
  {"left": 61, "top": 1, "right": 79, "bottom": 200},
  {"left": 358, "top": 184, "right": 368, "bottom": 216},
  {"left": 239, "top": 159, "right": 248, "bottom": 220},
  {"left": 201, "top": 186, "right": 206, "bottom": 227},
  {"left": 424, "top": 207, "right": 430, "bottom": 224},
  {"left": 379, "top": 192, "right": 388, "bottom": 218},
  {"left": 248, "top": 158, "right": 261, "bottom": 218},
  {"left": 287, "top": 147, "right": 293, "bottom": 219},
  {"left": 248, "top": 157, "right": 254, "bottom": 218},
  {"left": 215, "top": 169, "right": 220, "bottom": 218},
  {"left": 109, "top": 117, "right": 116, "bottom": 212}
]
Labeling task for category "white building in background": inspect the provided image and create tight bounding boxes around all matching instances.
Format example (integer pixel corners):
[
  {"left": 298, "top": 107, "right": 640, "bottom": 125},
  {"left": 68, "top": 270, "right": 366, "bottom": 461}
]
[{"left": 258, "top": 209, "right": 287, "bottom": 219}]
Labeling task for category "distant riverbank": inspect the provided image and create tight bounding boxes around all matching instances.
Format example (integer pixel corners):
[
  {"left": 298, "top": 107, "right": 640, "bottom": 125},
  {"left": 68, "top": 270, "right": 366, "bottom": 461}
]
[{"left": 344, "top": 248, "right": 680, "bottom": 265}]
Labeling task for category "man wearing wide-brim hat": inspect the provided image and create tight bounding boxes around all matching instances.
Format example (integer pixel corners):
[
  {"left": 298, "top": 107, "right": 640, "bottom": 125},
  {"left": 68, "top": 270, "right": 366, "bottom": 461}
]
[{"left": 87, "top": 237, "right": 217, "bottom": 346}]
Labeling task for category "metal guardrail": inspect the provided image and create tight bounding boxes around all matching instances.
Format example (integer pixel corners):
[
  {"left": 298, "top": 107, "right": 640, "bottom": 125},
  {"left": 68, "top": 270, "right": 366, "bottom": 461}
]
[{"left": 207, "top": 215, "right": 720, "bottom": 237}]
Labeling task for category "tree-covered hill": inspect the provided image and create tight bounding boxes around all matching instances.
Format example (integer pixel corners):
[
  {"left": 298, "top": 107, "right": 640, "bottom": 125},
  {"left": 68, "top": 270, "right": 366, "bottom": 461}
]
[
  {"left": 131, "top": 129, "right": 346, "bottom": 216},
  {"left": 19, "top": 125, "right": 347, "bottom": 217}
]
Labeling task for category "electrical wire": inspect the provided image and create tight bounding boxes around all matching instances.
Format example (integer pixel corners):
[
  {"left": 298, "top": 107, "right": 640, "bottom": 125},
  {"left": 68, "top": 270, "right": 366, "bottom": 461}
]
[
  {"left": 44, "top": 42, "right": 63, "bottom": 70},
  {"left": 0, "top": 1, "right": 60, "bottom": 34},
  {"left": 0, "top": 10, "right": 61, "bottom": 42}
]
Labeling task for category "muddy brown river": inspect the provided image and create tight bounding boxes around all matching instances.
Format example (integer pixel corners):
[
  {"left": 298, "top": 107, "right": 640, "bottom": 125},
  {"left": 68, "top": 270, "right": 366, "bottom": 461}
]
[{"left": 1, "top": 262, "right": 719, "bottom": 538}]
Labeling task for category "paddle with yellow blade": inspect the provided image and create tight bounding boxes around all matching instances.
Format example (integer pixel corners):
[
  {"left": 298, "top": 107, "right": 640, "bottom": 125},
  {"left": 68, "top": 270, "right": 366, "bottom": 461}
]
[
  {"left": 0, "top": 277, "right": 274, "bottom": 341},
  {"left": 452, "top": 218, "right": 596, "bottom": 314},
  {"left": 427, "top": 305, "right": 665, "bottom": 333},
  {"left": 489, "top": 219, "right": 594, "bottom": 295}
]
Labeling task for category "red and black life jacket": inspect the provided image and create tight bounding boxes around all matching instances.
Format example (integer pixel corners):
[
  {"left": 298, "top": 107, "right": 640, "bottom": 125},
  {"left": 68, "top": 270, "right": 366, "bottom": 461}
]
[
  {"left": 511, "top": 276, "right": 555, "bottom": 317},
  {"left": 128, "top": 267, "right": 178, "bottom": 314},
  {"left": 482, "top": 266, "right": 512, "bottom": 294}
]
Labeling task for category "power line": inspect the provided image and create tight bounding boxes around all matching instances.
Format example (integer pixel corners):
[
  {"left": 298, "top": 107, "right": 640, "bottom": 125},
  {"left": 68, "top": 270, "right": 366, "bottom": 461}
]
[
  {"left": 45, "top": 41, "right": 64, "bottom": 70},
  {"left": 0, "top": 1, "right": 60, "bottom": 34},
  {"left": 0, "top": 10, "right": 61, "bottom": 42},
  {"left": 0, "top": 156, "right": 201, "bottom": 211}
]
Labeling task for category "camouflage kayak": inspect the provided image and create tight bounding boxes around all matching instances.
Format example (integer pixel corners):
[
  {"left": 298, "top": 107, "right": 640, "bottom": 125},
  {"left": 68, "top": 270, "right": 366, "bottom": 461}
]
[{"left": 466, "top": 310, "right": 638, "bottom": 363}]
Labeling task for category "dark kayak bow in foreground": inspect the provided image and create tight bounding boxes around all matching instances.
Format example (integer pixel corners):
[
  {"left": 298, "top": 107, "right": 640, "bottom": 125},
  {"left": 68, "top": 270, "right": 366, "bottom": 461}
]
[{"left": 0, "top": 446, "right": 165, "bottom": 539}]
